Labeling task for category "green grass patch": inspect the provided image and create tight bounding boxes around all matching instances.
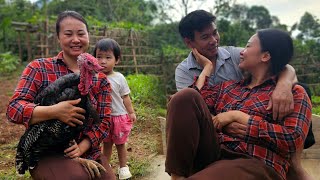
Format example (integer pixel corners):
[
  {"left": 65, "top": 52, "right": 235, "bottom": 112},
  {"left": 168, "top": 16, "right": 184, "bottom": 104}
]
[
  {"left": 127, "top": 74, "right": 166, "bottom": 107},
  {"left": 0, "top": 141, "right": 31, "bottom": 179},
  {"left": 128, "top": 157, "right": 149, "bottom": 178},
  {"left": 0, "top": 141, "right": 18, "bottom": 150},
  {"left": 312, "top": 96, "right": 320, "bottom": 105},
  {"left": 312, "top": 106, "right": 320, "bottom": 115},
  {"left": 0, "top": 167, "right": 31, "bottom": 179},
  {"left": 312, "top": 96, "right": 320, "bottom": 115}
]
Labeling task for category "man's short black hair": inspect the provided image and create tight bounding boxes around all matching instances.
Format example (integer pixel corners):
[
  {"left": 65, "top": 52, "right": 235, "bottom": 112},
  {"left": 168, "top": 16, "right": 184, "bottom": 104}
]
[{"left": 178, "top": 10, "right": 216, "bottom": 40}]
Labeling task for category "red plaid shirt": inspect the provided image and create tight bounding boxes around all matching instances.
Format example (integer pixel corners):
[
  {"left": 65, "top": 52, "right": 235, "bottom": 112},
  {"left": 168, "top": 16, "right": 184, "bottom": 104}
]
[
  {"left": 195, "top": 77, "right": 311, "bottom": 180},
  {"left": 6, "top": 51, "right": 112, "bottom": 160}
]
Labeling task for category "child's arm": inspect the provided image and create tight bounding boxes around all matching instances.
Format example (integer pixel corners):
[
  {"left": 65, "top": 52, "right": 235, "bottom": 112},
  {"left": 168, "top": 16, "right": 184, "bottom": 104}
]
[{"left": 122, "top": 94, "right": 136, "bottom": 122}]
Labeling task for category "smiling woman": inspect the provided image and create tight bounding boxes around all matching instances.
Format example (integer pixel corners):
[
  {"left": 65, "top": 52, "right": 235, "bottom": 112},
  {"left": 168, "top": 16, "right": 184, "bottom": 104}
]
[
  {"left": 6, "top": 11, "right": 116, "bottom": 180},
  {"left": 55, "top": 12, "right": 90, "bottom": 72}
]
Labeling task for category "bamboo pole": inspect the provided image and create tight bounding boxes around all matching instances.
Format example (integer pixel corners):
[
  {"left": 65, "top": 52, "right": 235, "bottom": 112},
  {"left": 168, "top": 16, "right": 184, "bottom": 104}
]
[
  {"left": 130, "top": 29, "right": 138, "bottom": 74},
  {"left": 45, "top": 18, "right": 49, "bottom": 57},
  {"left": 40, "top": 22, "right": 44, "bottom": 57},
  {"left": 26, "top": 28, "right": 32, "bottom": 61},
  {"left": 17, "top": 31, "right": 22, "bottom": 63}
]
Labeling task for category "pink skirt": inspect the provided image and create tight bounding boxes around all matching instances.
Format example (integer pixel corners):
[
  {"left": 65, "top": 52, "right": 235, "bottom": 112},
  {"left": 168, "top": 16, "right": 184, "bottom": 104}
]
[{"left": 103, "top": 114, "right": 133, "bottom": 145}]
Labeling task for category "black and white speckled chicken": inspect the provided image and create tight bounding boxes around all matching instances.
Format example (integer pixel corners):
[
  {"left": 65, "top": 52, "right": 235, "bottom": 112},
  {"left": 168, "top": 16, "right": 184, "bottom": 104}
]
[{"left": 15, "top": 53, "right": 105, "bottom": 176}]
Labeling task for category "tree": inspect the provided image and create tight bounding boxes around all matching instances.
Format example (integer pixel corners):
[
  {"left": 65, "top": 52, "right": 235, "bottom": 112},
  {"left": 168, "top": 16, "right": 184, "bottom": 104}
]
[
  {"left": 217, "top": 19, "right": 252, "bottom": 47},
  {"left": 247, "top": 6, "right": 272, "bottom": 29},
  {"left": 47, "top": 0, "right": 157, "bottom": 26},
  {"left": 271, "top": 16, "right": 287, "bottom": 31},
  {"left": 212, "top": 0, "right": 235, "bottom": 16},
  {"left": 296, "top": 12, "right": 320, "bottom": 40},
  {"left": 0, "top": 0, "right": 37, "bottom": 52},
  {"left": 152, "top": 0, "right": 207, "bottom": 23},
  {"left": 220, "top": 4, "right": 248, "bottom": 23}
]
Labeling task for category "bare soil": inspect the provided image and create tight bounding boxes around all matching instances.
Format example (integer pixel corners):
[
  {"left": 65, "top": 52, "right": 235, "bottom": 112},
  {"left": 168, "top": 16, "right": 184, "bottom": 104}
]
[{"left": 0, "top": 73, "right": 25, "bottom": 174}]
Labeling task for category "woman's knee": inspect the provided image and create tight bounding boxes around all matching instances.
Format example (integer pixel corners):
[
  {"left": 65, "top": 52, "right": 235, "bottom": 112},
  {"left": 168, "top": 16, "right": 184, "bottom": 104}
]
[{"left": 170, "top": 88, "right": 202, "bottom": 106}]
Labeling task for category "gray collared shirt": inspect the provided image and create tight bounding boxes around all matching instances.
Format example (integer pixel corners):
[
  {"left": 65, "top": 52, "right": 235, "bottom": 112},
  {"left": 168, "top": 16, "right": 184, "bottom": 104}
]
[{"left": 175, "top": 46, "right": 244, "bottom": 91}]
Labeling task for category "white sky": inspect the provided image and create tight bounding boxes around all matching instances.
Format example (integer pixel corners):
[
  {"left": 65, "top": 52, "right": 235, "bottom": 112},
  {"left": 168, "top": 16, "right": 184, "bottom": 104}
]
[
  {"left": 169, "top": 0, "right": 320, "bottom": 28},
  {"left": 27, "top": 0, "right": 320, "bottom": 28},
  {"left": 236, "top": 0, "right": 320, "bottom": 27}
]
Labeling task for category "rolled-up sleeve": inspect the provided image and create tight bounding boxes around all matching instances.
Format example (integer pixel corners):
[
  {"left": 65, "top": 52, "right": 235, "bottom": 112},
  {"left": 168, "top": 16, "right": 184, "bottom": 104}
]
[{"left": 6, "top": 62, "right": 41, "bottom": 128}]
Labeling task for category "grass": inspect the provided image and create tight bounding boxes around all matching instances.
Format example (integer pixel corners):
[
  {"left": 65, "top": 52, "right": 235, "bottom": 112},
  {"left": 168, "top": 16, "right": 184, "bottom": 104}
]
[
  {"left": 0, "top": 166, "right": 31, "bottom": 179},
  {"left": 312, "top": 96, "right": 320, "bottom": 115},
  {"left": 0, "top": 141, "right": 31, "bottom": 179}
]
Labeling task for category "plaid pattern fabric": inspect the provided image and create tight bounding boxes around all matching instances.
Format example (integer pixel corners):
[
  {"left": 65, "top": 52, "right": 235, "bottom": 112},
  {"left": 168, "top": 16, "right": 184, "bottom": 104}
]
[
  {"left": 6, "top": 51, "right": 112, "bottom": 160},
  {"left": 193, "top": 76, "right": 312, "bottom": 179}
]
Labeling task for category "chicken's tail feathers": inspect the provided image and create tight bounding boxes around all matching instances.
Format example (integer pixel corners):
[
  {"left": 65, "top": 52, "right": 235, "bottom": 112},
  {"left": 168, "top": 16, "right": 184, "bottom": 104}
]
[
  {"left": 15, "top": 123, "right": 44, "bottom": 175},
  {"left": 15, "top": 151, "right": 27, "bottom": 175}
]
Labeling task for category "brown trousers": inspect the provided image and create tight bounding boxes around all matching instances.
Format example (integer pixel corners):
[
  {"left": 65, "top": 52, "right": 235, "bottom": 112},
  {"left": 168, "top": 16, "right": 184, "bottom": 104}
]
[
  {"left": 30, "top": 155, "right": 116, "bottom": 180},
  {"left": 165, "top": 88, "right": 282, "bottom": 180}
]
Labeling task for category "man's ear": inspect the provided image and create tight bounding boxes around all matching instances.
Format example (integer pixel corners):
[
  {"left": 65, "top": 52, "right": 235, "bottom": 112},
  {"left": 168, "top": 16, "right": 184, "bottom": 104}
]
[
  {"left": 261, "top": 52, "right": 271, "bottom": 62},
  {"left": 184, "top": 38, "right": 194, "bottom": 49}
]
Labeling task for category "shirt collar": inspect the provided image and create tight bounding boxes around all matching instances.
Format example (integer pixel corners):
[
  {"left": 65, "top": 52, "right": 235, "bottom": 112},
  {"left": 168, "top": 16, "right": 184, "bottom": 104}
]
[
  {"left": 186, "top": 47, "right": 232, "bottom": 70},
  {"left": 240, "top": 75, "right": 277, "bottom": 89},
  {"left": 52, "top": 51, "right": 65, "bottom": 64}
]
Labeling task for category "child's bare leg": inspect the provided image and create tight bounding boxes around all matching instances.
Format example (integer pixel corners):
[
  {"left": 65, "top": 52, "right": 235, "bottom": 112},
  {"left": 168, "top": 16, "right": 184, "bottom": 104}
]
[
  {"left": 116, "top": 144, "right": 127, "bottom": 167},
  {"left": 103, "top": 142, "right": 114, "bottom": 163}
]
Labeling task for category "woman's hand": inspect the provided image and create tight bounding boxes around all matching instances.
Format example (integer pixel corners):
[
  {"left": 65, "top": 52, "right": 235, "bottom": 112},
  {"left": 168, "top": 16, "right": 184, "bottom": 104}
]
[
  {"left": 53, "top": 98, "right": 86, "bottom": 127},
  {"left": 64, "top": 140, "right": 82, "bottom": 159},
  {"left": 223, "top": 122, "right": 247, "bottom": 139},
  {"left": 212, "top": 112, "right": 235, "bottom": 130},
  {"left": 192, "top": 48, "right": 213, "bottom": 69},
  {"left": 193, "top": 48, "right": 215, "bottom": 89},
  {"left": 212, "top": 111, "right": 250, "bottom": 130}
]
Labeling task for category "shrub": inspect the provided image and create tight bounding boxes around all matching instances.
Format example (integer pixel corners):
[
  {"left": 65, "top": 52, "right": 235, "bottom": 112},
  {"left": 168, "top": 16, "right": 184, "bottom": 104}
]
[
  {"left": 126, "top": 74, "right": 166, "bottom": 107},
  {"left": 0, "top": 52, "right": 20, "bottom": 74}
]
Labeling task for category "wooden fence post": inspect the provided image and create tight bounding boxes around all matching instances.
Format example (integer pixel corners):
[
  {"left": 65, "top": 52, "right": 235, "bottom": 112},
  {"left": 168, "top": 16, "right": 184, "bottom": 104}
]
[
  {"left": 158, "top": 116, "right": 167, "bottom": 155},
  {"left": 17, "top": 31, "right": 22, "bottom": 62},
  {"left": 26, "top": 27, "right": 32, "bottom": 61},
  {"left": 130, "top": 29, "right": 138, "bottom": 74},
  {"left": 45, "top": 17, "right": 49, "bottom": 57}
]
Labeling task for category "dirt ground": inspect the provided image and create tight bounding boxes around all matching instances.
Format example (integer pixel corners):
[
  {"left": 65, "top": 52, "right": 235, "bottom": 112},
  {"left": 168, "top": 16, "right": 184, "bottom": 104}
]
[{"left": 0, "top": 74, "right": 25, "bottom": 174}]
